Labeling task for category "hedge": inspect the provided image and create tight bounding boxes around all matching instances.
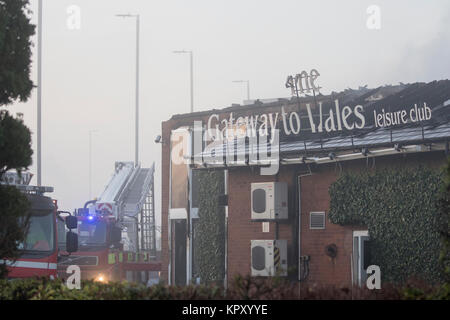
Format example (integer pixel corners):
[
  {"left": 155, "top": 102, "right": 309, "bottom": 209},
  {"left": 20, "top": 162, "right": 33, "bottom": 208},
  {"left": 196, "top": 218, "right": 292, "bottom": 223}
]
[
  {"left": 195, "top": 169, "right": 226, "bottom": 285},
  {"left": 328, "top": 165, "right": 447, "bottom": 284},
  {"left": 0, "top": 276, "right": 448, "bottom": 300}
]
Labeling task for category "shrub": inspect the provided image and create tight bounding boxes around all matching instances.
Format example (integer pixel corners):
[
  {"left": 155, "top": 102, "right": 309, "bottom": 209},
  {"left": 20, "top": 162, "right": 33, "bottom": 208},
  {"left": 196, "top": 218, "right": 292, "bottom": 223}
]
[{"left": 0, "top": 275, "right": 448, "bottom": 300}]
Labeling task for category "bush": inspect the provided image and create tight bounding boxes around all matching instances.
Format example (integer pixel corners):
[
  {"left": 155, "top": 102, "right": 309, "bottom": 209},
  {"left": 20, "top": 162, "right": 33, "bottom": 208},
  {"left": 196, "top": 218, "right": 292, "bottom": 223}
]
[{"left": 0, "top": 275, "right": 448, "bottom": 300}]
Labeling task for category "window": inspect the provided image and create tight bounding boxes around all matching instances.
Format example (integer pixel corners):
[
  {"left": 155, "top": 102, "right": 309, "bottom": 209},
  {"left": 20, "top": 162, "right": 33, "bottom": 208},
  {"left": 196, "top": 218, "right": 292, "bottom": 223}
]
[
  {"left": 57, "top": 219, "right": 67, "bottom": 250},
  {"left": 352, "top": 231, "right": 370, "bottom": 287},
  {"left": 18, "top": 213, "right": 55, "bottom": 252},
  {"left": 170, "top": 128, "right": 189, "bottom": 210},
  {"left": 78, "top": 221, "right": 107, "bottom": 245}
]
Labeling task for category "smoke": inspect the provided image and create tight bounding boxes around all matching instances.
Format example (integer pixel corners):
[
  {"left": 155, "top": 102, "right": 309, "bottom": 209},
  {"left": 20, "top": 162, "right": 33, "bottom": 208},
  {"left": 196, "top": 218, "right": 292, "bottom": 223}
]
[{"left": 399, "top": 9, "right": 450, "bottom": 82}]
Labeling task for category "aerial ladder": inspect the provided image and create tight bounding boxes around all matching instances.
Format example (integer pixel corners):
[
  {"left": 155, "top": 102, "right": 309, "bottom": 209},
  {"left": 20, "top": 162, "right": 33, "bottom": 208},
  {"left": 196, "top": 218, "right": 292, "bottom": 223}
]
[{"left": 58, "top": 162, "right": 159, "bottom": 284}]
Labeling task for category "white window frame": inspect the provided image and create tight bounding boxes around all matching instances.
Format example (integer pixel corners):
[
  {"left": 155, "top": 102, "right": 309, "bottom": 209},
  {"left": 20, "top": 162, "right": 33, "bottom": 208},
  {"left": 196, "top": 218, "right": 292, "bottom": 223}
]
[
  {"left": 169, "top": 127, "right": 190, "bottom": 220},
  {"left": 352, "top": 230, "right": 370, "bottom": 287}
]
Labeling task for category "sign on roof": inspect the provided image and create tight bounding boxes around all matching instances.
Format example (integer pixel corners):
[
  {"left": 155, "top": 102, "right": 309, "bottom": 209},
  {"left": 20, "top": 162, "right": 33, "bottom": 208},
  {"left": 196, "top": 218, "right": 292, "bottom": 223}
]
[{"left": 205, "top": 102, "right": 432, "bottom": 142}]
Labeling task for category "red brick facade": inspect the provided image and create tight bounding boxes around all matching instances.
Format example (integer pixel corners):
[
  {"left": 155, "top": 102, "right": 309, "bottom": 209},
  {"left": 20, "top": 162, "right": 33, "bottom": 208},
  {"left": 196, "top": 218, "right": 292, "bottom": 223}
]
[{"left": 226, "top": 152, "right": 446, "bottom": 287}]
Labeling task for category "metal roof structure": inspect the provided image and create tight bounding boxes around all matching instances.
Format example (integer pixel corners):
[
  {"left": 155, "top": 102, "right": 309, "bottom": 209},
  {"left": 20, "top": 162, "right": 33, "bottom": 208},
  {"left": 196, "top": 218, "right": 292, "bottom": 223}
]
[{"left": 281, "top": 121, "right": 450, "bottom": 155}]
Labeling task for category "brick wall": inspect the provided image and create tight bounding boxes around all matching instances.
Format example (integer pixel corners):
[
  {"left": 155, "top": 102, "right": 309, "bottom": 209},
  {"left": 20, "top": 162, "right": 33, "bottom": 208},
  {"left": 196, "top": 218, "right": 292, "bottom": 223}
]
[
  {"left": 227, "top": 166, "right": 295, "bottom": 284},
  {"left": 226, "top": 164, "right": 354, "bottom": 287},
  {"left": 299, "top": 167, "right": 354, "bottom": 287},
  {"left": 226, "top": 151, "right": 448, "bottom": 287}
]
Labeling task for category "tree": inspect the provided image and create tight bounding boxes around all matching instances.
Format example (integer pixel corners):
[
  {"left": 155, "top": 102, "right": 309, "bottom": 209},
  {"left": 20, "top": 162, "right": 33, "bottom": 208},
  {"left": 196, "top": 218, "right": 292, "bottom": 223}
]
[
  {"left": 0, "top": 0, "right": 35, "bottom": 105},
  {"left": 0, "top": 110, "right": 33, "bottom": 177},
  {"left": 0, "top": 111, "right": 33, "bottom": 278},
  {"left": 0, "top": 0, "right": 35, "bottom": 278},
  {"left": 0, "top": 185, "right": 30, "bottom": 278},
  {"left": 0, "top": 111, "right": 34, "bottom": 279}
]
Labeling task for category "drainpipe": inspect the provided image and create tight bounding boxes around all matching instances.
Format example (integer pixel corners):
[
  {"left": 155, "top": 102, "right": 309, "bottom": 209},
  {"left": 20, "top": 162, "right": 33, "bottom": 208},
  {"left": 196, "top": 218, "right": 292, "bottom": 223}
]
[
  {"left": 296, "top": 166, "right": 313, "bottom": 295},
  {"left": 168, "top": 213, "right": 172, "bottom": 285},
  {"left": 224, "top": 169, "right": 228, "bottom": 290}
]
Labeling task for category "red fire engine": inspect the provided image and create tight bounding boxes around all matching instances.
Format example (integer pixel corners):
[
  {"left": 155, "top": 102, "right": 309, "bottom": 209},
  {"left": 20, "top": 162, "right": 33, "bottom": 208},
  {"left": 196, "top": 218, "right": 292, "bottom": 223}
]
[
  {"left": 1, "top": 178, "right": 78, "bottom": 279},
  {"left": 57, "top": 162, "right": 160, "bottom": 284}
]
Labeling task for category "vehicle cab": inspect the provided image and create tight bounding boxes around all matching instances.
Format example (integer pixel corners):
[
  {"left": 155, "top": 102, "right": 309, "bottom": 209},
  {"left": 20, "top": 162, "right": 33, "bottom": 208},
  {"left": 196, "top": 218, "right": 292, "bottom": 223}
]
[{"left": 57, "top": 209, "right": 122, "bottom": 282}]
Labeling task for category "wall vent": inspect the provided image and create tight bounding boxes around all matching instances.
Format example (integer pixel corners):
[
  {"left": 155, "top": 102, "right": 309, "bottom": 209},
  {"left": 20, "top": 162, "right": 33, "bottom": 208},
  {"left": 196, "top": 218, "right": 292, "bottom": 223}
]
[{"left": 310, "top": 212, "right": 326, "bottom": 229}]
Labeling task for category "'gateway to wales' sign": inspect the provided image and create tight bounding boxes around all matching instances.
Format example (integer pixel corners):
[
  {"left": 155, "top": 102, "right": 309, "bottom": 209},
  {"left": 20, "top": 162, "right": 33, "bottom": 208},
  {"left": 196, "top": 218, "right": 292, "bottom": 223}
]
[{"left": 206, "top": 70, "right": 432, "bottom": 142}]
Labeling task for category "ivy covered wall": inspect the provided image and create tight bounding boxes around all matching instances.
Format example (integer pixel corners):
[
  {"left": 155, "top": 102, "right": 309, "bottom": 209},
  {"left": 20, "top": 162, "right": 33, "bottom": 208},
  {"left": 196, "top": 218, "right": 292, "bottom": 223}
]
[
  {"left": 328, "top": 166, "right": 446, "bottom": 284},
  {"left": 438, "top": 159, "right": 450, "bottom": 282},
  {"left": 194, "top": 170, "right": 225, "bottom": 285}
]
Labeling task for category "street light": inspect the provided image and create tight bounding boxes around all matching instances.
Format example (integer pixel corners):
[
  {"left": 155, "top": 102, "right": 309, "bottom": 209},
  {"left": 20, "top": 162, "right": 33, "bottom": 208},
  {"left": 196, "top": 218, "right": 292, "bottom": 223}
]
[
  {"left": 232, "top": 80, "right": 250, "bottom": 101},
  {"left": 89, "top": 130, "right": 98, "bottom": 200},
  {"left": 37, "top": 0, "right": 43, "bottom": 186},
  {"left": 116, "top": 14, "right": 140, "bottom": 167},
  {"left": 173, "top": 50, "right": 194, "bottom": 113}
]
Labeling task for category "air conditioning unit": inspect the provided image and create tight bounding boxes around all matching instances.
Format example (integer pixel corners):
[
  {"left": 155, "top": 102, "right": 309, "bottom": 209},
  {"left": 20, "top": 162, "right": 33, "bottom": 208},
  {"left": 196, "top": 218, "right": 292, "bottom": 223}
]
[
  {"left": 251, "top": 182, "right": 288, "bottom": 220},
  {"left": 251, "top": 240, "right": 287, "bottom": 277}
]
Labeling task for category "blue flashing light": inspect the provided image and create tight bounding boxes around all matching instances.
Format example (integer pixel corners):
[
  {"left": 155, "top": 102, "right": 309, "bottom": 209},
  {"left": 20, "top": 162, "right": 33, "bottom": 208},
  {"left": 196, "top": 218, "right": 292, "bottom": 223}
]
[{"left": 88, "top": 215, "right": 94, "bottom": 221}]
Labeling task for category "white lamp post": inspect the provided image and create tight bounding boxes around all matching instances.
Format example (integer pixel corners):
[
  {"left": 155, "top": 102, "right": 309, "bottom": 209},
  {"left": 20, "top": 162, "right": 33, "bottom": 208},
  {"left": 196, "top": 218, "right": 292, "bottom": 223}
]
[
  {"left": 116, "top": 14, "right": 140, "bottom": 166},
  {"left": 37, "top": 0, "right": 43, "bottom": 185}
]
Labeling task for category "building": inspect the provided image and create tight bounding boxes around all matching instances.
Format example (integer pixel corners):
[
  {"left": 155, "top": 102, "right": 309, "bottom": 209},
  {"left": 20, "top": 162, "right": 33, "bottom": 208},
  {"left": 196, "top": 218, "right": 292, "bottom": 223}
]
[{"left": 160, "top": 79, "right": 450, "bottom": 287}]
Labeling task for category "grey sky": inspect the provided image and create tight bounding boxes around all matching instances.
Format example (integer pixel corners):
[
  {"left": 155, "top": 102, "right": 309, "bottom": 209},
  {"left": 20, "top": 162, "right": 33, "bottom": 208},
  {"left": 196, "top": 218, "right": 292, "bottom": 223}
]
[{"left": 5, "top": 0, "right": 450, "bottom": 234}]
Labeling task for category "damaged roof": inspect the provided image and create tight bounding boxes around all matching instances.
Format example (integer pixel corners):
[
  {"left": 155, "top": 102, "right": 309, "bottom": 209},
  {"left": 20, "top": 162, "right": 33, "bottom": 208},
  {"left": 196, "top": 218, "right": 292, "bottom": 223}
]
[{"left": 191, "top": 80, "right": 450, "bottom": 162}]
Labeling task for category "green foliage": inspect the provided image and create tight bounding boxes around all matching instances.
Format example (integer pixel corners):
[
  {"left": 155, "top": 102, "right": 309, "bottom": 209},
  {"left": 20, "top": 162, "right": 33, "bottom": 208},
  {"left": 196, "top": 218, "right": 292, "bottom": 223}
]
[
  {"left": 0, "top": 0, "right": 35, "bottom": 105},
  {"left": 0, "top": 278, "right": 224, "bottom": 300},
  {"left": 195, "top": 170, "right": 225, "bottom": 285},
  {"left": 0, "top": 276, "right": 448, "bottom": 300},
  {"left": 0, "top": 111, "right": 33, "bottom": 279},
  {"left": 438, "top": 158, "right": 450, "bottom": 281},
  {"left": 0, "top": 110, "right": 33, "bottom": 177},
  {"left": 0, "top": 185, "right": 31, "bottom": 278},
  {"left": 329, "top": 166, "right": 446, "bottom": 284},
  {"left": 0, "top": 1, "right": 36, "bottom": 280}
]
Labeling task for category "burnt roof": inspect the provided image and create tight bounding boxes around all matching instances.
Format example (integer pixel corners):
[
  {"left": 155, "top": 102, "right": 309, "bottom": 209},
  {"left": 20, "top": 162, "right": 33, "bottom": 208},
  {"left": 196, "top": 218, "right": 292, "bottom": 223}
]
[
  {"left": 171, "top": 80, "right": 450, "bottom": 123},
  {"left": 193, "top": 80, "right": 450, "bottom": 159},
  {"left": 170, "top": 82, "right": 409, "bottom": 120}
]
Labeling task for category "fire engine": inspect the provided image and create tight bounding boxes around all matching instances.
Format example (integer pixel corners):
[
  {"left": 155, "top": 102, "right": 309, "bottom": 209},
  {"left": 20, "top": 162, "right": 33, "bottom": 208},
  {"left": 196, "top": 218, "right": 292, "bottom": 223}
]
[
  {"left": 57, "top": 162, "right": 160, "bottom": 284},
  {"left": 0, "top": 171, "right": 78, "bottom": 279}
]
